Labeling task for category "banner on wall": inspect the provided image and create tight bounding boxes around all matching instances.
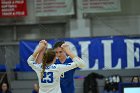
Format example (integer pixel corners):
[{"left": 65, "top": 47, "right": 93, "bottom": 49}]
[
  {"left": 80, "top": 0, "right": 121, "bottom": 13},
  {"left": 20, "top": 36, "right": 140, "bottom": 71},
  {"left": 0, "top": 0, "right": 27, "bottom": 17},
  {"left": 34, "top": 0, "right": 74, "bottom": 16}
]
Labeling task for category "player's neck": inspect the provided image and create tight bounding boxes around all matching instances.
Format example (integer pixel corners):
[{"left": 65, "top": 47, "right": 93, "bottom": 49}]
[
  {"left": 59, "top": 56, "right": 67, "bottom": 64},
  {"left": 46, "top": 63, "right": 53, "bottom": 66},
  {"left": 46, "top": 61, "right": 55, "bottom": 66}
]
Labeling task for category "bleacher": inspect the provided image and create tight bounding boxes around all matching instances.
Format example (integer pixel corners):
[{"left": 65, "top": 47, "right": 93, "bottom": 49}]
[
  {"left": 0, "top": 64, "right": 37, "bottom": 93},
  {"left": 11, "top": 72, "right": 37, "bottom": 93}
]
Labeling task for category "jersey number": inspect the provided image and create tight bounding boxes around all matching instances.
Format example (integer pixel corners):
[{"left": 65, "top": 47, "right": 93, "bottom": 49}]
[{"left": 41, "top": 72, "right": 53, "bottom": 83}]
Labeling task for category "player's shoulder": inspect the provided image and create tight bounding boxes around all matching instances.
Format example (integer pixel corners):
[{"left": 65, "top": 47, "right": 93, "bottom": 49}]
[
  {"left": 55, "top": 58, "right": 61, "bottom": 64},
  {"left": 65, "top": 56, "right": 73, "bottom": 63},
  {"left": 66, "top": 56, "right": 71, "bottom": 59}
]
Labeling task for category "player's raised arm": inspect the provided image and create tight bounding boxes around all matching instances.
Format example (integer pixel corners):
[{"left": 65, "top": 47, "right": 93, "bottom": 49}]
[
  {"left": 32, "top": 40, "right": 47, "bottom": 60},
  {"left": 27, "top": 40, "right": 47, "bottom": 71},
  {"left": 61, "top": 43, "right": 86, "bottom": 68},
  {"left": 36, "top": 40, "right": 47, "bottom": 64}
]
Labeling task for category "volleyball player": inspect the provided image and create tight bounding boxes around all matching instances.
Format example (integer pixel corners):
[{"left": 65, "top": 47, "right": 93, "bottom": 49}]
[
  {"left": 53, "top": 41, "right": 78, "bottom": 93},
  {"left": 27, "top": 40, "right": 85, "bottom": 93}
]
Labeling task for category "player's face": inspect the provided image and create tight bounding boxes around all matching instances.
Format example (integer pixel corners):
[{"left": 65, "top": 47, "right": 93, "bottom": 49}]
[
  {"left": 54, "top": 47, "right": 66, "bottom": 60},
  {"left": 2, "top": 83, "right": 8, "bottom": 92}
]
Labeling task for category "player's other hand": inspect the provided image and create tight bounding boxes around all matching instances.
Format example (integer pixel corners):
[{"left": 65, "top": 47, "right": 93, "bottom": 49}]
[
  {"left": 61, "top": 43, "right": 70, "bottom": 52},
  {"left": 39, "top": 40, "right": 47, "bottom": 49}
]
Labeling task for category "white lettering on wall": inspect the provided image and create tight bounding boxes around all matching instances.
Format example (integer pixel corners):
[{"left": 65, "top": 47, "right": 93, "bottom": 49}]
[
  {"left": 124, "top": 39, "right": 140, "bottom": 68},
  {"left": 102, "top": 40, "right": 113, "bottom": 69},
  {"left": 113, "top": 58, "right": 122, "bottom": 69},
  {"left": 91, "top": 59, "right": 99, "bottom": 70}
]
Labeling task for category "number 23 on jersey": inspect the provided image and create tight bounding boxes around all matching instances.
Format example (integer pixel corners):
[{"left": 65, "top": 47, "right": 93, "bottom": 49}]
[{"left": 41, "top": 72, "right": 53, "bottom": 83}]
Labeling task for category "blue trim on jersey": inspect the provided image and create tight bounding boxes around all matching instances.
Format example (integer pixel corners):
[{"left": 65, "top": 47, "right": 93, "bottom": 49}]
[{"left": 55, "top": 57, "right": 76, "bottom": 93}]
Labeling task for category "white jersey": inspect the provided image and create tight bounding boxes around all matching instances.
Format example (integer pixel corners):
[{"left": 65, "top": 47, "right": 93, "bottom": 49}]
[{"left": 27, "top": 55, "right": 85, "bottom": 93}]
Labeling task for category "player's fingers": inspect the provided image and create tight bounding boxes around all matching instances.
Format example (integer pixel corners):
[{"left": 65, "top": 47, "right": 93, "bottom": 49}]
[
  {"left": 40, "top": 40, "right": 47, "bottom": 45},
  {"left": 61, "top": 43, "right": 69, "bottom": 48},
  {"left": 39, "top": 40, "right": 44, "bottom": 43},
  {"left": 43, "top": 40, "right": 47, "bottom": 45}
]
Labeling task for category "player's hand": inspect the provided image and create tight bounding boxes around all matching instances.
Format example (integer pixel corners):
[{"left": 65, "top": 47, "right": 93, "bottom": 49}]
[
  {"left": 39, "top": 40, "right": 47, "bottom": 49},
  {"left": 61, "top": 43, "right": 75, "bottom": 59},
  {"left": 61, "top": 43, "right": 70, "bottom": 52}
]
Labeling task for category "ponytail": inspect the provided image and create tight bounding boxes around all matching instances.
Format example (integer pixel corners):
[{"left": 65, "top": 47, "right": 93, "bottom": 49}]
[
  {"left": 40, "top": 49, "right": 56, "bottom": 79},
  {"left": 41, "top": 53, "right": 47, "bottom": 79}
]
